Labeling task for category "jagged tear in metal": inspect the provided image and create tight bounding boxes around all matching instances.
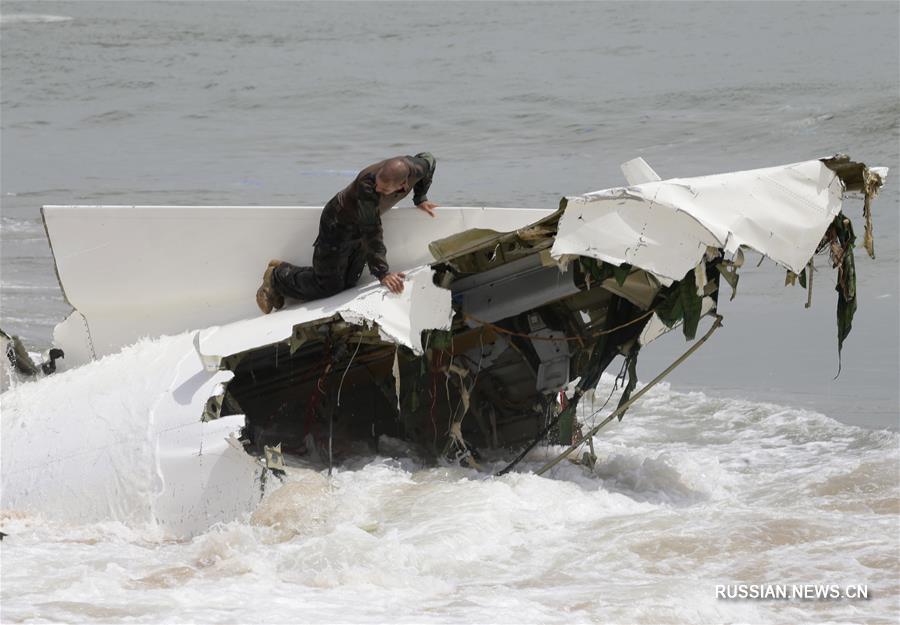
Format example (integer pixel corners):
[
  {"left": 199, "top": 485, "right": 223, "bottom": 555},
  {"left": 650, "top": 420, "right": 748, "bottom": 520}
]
[{"left": 556, "top": 159, "right": 848, "bottom": 283}]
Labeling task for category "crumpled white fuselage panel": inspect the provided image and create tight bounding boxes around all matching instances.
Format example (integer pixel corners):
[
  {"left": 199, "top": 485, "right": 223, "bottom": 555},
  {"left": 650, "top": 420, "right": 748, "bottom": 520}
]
[
  {"left": 198, "top": 265, "right": 453, "bottom": 363},
  {"left": 552, "top": 160, "right": 844, "bottom": 283}
]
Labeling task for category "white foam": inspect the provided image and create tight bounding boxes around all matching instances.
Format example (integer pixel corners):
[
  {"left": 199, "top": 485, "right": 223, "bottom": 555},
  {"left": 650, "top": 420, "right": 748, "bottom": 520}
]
[
  {"left": 0, "top": 14, "right": 73, "bottom": 24},
  {"left": 1, "top": 342, "right": 897, "bottom": 623}
]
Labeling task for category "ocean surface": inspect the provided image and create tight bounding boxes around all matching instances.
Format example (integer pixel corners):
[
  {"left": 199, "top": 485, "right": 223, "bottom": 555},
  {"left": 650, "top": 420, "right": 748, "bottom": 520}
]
[{"left": 1, "top": 2, "right": 898, "bottom": 623}]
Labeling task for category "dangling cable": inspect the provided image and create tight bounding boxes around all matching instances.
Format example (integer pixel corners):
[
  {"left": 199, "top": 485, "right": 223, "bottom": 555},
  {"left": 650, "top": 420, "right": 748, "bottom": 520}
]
[
  {"left": 536, "top": 316, "right": 723, "bottom": 476},
  {"left": 337, "top": 337, "right": 363, "bottom": 408},
  {"left": 331, "top": 336, "right": 363, "bottom": 477}
]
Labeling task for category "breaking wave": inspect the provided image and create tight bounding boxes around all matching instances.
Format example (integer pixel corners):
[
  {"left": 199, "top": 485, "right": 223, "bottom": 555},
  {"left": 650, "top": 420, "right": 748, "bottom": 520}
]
[{"left": 1, "top": 336, "right": 897, "bottom": 623}]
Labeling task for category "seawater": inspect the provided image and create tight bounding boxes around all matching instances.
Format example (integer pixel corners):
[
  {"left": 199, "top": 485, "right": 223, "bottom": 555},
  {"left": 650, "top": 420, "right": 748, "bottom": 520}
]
[
  {"left": 1, "top": 362, "right": 897, "bottom": 624},
  {"left": 1, "top": 2, "right": 898, "bottom": 623}
]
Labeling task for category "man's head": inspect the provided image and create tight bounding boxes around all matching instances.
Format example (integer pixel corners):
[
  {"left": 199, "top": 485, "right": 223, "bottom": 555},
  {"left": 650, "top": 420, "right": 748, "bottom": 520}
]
[{"left": 375, "top": 158, "right": 409, "bottom": 195}]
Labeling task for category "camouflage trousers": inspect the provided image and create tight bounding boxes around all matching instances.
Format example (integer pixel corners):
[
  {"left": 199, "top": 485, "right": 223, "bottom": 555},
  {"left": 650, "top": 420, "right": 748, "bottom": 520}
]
[
  {"left": 272, "top": 203, "right": 367, "bottom": 301},
  {"left": 272, "top": 241, "right": 366, "bottom": 301}
]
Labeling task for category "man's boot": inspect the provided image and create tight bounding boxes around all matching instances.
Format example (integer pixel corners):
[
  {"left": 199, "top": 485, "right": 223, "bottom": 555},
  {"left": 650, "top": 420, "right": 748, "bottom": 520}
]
[{"left": 256, "top": 259, "right": 286, "bottom": 314}]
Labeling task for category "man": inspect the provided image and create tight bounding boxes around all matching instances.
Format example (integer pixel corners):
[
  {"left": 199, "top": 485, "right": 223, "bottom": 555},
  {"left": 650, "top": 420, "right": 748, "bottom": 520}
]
[{"left": 256, "top": 152, "right": 438, "bottom": 314}]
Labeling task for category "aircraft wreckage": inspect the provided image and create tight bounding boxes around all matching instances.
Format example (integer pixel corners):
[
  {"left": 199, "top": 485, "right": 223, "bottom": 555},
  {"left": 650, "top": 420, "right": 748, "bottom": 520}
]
[{"left": 0, "top": 155, "right": 887, "bottom": 536}]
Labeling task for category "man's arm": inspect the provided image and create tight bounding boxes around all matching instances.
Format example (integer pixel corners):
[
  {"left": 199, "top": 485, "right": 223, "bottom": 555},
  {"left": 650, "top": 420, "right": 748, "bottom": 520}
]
[
  {"left": 411, "top": 152, "right": 436, "bottom": 206},
  {"left": 357, "top": 175, "right": 390, "bottom": 281},
  {"left": 361, "top": 214, "right": 405, "bottom": 293}
]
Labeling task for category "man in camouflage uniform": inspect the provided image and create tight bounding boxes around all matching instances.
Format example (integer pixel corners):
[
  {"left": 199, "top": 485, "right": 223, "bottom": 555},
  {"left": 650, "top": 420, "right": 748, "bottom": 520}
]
[{"left": 256, "top": 152, "right": 438, "bottom": 313}]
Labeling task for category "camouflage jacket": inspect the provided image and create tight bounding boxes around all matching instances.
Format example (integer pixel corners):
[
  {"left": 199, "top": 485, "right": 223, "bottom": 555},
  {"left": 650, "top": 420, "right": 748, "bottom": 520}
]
[{"left": 319, "top": 152, "right": 436, "bottom": 280}]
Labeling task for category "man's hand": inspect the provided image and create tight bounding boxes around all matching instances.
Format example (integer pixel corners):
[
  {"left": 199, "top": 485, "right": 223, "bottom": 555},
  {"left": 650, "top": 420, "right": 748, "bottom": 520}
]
[
  {"left": 380, "top": 272, "right": 406, "bottom": 294},
  {"left": 416, "top": 201, "right": 439, "bottom": 218}
]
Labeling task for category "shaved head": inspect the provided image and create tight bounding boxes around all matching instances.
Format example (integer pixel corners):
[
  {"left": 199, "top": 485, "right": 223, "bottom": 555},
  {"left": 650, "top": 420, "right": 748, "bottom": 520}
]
[{"left": 375, "top": 158, "right": 410, "bottom": 193}]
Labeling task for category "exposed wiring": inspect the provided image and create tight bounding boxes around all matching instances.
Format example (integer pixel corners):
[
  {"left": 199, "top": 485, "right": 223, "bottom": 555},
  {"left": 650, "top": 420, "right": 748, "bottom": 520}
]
[
  {"left": 535, "top": 315, "right": 723, "bottom": 476},
  {"left": 332, "top": 336, "right": 363, "bottom": 477},
  {"left": 336, "top": 336, "right": 363, "bottom": 408}
]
